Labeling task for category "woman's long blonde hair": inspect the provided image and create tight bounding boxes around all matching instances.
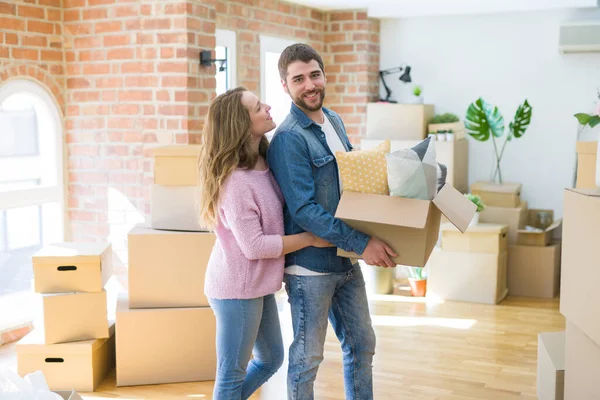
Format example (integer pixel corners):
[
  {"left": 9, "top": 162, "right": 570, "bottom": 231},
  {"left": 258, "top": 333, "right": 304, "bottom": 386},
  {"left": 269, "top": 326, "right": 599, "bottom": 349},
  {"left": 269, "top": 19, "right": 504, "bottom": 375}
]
[{"left": 198, "top": 86, "right": 269, "bottom": 230}]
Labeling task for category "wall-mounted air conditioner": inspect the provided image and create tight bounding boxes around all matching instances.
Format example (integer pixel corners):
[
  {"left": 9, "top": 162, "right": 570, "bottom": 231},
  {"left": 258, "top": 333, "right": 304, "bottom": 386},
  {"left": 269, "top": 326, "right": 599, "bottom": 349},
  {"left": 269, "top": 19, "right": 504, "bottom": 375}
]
[{"left": 559, "top": 19, "right": 600, "bottom": 53}]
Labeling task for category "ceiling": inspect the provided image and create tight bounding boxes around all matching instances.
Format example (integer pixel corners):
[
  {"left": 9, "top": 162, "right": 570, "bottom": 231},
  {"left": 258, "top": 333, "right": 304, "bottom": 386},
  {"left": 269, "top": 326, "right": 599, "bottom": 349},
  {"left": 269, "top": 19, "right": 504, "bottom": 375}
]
[{"left": 286, "top": 0, "right": 599, "bottom": 18}]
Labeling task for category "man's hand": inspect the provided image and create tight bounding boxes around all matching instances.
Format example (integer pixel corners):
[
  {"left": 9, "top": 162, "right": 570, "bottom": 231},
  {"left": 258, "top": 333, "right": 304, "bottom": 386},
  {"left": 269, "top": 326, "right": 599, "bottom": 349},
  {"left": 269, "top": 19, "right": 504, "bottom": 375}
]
[{"left": 361, "top": 237, "right": 397, "bottom": 268}]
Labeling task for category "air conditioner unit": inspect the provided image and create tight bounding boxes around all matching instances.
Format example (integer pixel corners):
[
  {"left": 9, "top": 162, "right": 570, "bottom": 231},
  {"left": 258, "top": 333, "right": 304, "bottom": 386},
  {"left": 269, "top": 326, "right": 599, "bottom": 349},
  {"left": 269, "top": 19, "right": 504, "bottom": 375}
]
[{"left": 559, "top": 19, "right": 600, "bottom": 53}]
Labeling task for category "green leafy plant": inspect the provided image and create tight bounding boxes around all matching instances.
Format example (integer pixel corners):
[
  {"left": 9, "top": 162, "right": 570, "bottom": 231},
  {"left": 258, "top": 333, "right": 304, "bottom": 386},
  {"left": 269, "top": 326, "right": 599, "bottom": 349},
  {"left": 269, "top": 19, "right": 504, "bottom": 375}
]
[
  {"left": 406, "top": 266, "right": 426, "bottom": 280},
  {"left": 413, "top": 85, "right": 422, "bottom": 97},
  {"left": 465, "top": 193, "right": 485, "bottom": 212},
  {"left": 465, "top": 98, "right": 533, "bottom": 184},
  {"left": 574, "top": 89, "right": 600, "bottom": 136},
  {"left": 430, "top": 113, "right": 460, "bottom": 124}
]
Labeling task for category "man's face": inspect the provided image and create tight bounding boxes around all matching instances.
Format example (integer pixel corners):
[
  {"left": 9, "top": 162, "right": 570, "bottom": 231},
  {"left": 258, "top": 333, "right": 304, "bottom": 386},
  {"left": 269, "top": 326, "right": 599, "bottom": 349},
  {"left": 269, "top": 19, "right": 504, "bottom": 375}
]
[{"left": 282, "top": 60, "right": 326, "bottom": 112}]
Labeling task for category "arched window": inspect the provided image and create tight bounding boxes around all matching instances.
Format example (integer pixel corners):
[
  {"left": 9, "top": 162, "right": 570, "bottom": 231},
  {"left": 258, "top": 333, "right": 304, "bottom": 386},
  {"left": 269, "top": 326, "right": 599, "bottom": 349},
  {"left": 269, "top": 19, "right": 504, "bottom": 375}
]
[{"left": 0, "top": 79, "right": 65, "bottom": 299}]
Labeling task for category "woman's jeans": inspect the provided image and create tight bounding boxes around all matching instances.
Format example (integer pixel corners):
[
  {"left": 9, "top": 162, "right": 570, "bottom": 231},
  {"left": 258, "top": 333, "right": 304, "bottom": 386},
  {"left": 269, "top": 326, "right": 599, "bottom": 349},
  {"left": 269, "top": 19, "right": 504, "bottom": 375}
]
[{"left": 209, "top": 293, "right": 284, "bottom": 399}]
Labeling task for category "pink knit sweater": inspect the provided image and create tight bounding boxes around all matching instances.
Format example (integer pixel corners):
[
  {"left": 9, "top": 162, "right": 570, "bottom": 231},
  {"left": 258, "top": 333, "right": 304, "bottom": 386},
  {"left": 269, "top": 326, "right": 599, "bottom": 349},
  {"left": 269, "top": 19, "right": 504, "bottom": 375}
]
[{"left": 204, "top": 168, "right": 285, "bottom": 300}]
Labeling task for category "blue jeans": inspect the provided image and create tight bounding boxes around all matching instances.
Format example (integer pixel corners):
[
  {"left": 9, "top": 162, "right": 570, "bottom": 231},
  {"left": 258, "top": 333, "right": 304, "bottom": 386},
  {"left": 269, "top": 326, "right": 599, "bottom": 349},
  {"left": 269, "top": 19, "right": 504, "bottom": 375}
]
[
  {"left": 209, "top": 294, "right": 284, "bottom": 400},
  {"left": 283, "top": 265, "right": 376, "bottom": 400}
]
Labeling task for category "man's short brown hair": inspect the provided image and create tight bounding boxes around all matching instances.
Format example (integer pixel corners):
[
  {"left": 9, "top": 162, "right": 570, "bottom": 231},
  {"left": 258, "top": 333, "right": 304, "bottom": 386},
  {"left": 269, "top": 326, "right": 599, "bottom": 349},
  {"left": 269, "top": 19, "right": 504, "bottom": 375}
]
[{"left": 278, "top": 43, "right": 325, "bottom": 81}]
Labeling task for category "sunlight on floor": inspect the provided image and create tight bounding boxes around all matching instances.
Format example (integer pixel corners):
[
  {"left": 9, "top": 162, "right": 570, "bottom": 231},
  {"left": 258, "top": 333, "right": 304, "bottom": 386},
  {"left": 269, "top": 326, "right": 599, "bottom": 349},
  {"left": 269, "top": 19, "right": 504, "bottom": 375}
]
[{"left": 371, "top": 314, "right": 477, "bottom": 330}]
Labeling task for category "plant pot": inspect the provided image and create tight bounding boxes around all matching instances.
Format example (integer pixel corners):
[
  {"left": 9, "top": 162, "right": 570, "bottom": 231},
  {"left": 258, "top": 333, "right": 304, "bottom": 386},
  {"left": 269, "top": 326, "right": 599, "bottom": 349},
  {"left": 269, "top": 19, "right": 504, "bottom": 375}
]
[
  {"left": 409, "top": 95, "right": 424, "bottom": 104},
  {"left": 408, "top": 278, "right": 427, "bottom": 297},
  {"left": 446, "top": 133, "right": 454, "bottom": 141},
  {"left": 469, "top": 211, "right": 480, "bottom": 227}
]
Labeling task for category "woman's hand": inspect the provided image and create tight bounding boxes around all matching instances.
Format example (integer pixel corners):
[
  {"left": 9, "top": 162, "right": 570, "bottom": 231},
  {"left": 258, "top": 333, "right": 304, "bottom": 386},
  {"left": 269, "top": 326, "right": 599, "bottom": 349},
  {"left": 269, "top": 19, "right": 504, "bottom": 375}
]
[{"left": 309, "top": 233, "right": 333, "bottom": 248}]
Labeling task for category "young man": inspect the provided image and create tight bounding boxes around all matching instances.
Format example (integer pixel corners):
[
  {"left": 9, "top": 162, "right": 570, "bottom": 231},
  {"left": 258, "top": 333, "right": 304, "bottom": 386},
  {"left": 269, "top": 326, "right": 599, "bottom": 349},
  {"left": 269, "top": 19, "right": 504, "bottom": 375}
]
[{"left": 266, "top": 43, "right": 397, "bottom": 400}]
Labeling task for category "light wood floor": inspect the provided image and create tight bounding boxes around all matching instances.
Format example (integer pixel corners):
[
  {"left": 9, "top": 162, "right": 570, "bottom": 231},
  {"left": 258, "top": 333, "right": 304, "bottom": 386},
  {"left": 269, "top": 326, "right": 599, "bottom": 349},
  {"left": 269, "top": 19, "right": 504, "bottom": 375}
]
[{"left": 0, "top": 291, "right": 565, "bottom": 400}]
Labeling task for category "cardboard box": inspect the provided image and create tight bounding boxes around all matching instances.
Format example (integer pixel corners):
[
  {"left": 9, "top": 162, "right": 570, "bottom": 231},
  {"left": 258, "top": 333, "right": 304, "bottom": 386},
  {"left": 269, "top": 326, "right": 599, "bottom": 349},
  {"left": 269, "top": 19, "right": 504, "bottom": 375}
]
[
  {"left": 426, "top": 249, "right": 508, "bottom": 304},
  {"left": 564, "top": 322, "right": 600, "bottom": 400},
  {"left": 116, "top": 295, "right": 216, "bottom": 387},
  {"left": 151, "top": 184, "right": 208, "bottom": 232},
  {"left": 335, "top": 184, "right": 476, "bottom": 267},
  {"left": 32, "top": 242, "right": 112, "bottom": 294},
  {"left": 128, "top": 226, "right": 215, "bottom": 308},
  {"left": 516, "top": 209, "right": 562, "bottom": 247},
  {"left": 366, "top": 103, "right": 434, "bottom": 140},
  {"left": 17, "top": 323, "right": 115, "bottom": 392},
  {"left": 508, "top": 243, "right": 561, "bottom": 298},
  {"left": 576, "top": 141, "right": 598, "bottom": 189},
  {"left": 42, "top": 291, "right": 109, "bottom": 344},
  {"left": 537, "top": 331, "right": 565, "bottom": 400},
  {"left": 479, "top": 201, "right": 528, "bottom": 244},
  {"left": 152, "top": 145, "right": 201, "bottom": 186},
  {"left": 471, "top": 181, "right": 522, "bottom": 208},
  {"left": 441, "top": 222, "right": 508, "bottom": 253},
  {"left": 360, "top": 138, "right": 469, "bottom": 193},
  {"left": 560, "top": 188, "right": 600, "bottom": 346}
]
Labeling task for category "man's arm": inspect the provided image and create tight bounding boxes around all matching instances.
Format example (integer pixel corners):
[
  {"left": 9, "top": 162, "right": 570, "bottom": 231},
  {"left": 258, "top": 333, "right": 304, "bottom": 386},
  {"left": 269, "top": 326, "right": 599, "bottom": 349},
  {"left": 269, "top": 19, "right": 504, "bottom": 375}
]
[{"left": 267, "top": 131, "right": 370, "bottom": 256}]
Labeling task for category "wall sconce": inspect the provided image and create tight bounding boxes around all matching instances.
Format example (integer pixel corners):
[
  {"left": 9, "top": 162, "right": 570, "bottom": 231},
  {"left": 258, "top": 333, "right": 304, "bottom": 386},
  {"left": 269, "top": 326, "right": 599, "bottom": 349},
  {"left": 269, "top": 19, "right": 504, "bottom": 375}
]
[
  {"left": 200, "top": 50, "right": 227, "bottom": 72},
  {"left": 379, "top": 65, "right": 412, "bottom": 103}
]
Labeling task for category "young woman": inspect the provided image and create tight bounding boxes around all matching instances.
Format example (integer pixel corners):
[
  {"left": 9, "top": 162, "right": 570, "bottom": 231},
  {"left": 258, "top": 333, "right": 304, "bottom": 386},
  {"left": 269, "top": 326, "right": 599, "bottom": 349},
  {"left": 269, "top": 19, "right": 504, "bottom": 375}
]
[{"left": 198, "top": 86, "right": 330, "bottom": 400}]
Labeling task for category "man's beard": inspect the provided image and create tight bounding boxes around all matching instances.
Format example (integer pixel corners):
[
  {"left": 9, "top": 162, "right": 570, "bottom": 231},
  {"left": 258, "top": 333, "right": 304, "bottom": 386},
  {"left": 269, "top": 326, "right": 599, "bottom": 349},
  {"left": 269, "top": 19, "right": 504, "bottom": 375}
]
[{"left": 292, "top": 88, "right": 325, "bottom": 112}]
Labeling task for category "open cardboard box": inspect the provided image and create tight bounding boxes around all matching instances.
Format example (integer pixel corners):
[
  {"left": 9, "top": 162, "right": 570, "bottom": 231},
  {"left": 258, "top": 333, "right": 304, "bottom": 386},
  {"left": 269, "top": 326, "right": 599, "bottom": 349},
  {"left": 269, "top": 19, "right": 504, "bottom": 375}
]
[
  {"left": 516, "top": 209, "right": 562, "bottom": 247},
  {"left": 335, "top": 184, "right": 476, "bottom": 267}
]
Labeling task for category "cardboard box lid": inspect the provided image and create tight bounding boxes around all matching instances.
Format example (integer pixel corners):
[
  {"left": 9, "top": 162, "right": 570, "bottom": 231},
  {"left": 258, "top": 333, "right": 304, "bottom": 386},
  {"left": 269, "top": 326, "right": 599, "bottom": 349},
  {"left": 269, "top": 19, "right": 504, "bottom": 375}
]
[
  {"left": 519, "top": 209, "right": 562, "bottom": 234},
  {"left": 128, "top": 224, "right": 213, "bottom": 237},
  {"left": 151, "top": 145, "right": 201, "bottom": 157},
  {"left": 576, "top": 141, "right": 598, "bottom": 154},
  {"left": 32, "top": 242, "right": 111, "bottom": 265},
  {"left": 471, "top": 181, "right": 522, "bottom": 194},
  {"left": 565, "top": 188, "right": 600, "bottom": 197},
  {"left": 432, "top": 184, "right": 477, "bottom": 233},
  {"left": 16, "top": 322, "right": 115, "bottom": 355},
  {"left": 538, "top": 331, "right": 565, "bottom": 370},
  {"left": 441, "top": 222, "right": 508, "bottom": 234}
]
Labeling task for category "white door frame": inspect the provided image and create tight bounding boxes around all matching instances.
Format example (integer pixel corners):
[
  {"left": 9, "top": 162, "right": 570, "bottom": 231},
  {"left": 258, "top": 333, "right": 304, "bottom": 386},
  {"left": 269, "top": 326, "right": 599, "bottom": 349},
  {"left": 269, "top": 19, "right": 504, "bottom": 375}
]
[
  {"left": 216, "top": 29, "right": 237, "bottom": 90},
  {"left": 259, "top": 35, "right": 296, "bottom": 102}
]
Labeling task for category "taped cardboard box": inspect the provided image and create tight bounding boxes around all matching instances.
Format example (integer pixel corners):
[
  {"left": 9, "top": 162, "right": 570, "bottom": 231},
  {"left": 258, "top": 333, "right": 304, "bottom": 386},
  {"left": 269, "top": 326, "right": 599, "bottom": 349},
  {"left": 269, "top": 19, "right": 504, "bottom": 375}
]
[
  {"left": 575, "top": 141, "right": 598, "bottom": 189},
  {"left": 42, "top": 291, "right": 109, "bottom": 344},
  {"left": 564, "top": 322, "right": 600, "bottom": 400},
  {"left": 116, "top": 295, "right": 216, "bottom": 387},
  {"left": 516, "top": 209, "right": 562, "bottom": 247},
  {"left": 441, "top": 222, "right": 508, "bottom": 254},
  {"left": 150, "top": 184, "right": 209, "bottom": 232},
  {"left": 471, "top": 181, "right": 521, "bottom": 208},
  {"left": 17, "top": 322, "right": 115, "bottom": 392},
  {"left": 508, "top": 243, "right": 561, "bottom": 299},
  {"left": 152, "top": 145, "right": 201, "bottom": 186},
  {"left": 32, "top": 242, "right": 112, "bottom": 294},
  {"left": 478, "top": 201, "right": 527, "bottom": 244},
  {"left": 127, "top": 225, "right": 215, "bottom": 308},
  {"left": 537, "top": 331, "right": 565, "bottom": 400},
  {"left": 336, "top": 184, "right": 476, "bottom": 267}
]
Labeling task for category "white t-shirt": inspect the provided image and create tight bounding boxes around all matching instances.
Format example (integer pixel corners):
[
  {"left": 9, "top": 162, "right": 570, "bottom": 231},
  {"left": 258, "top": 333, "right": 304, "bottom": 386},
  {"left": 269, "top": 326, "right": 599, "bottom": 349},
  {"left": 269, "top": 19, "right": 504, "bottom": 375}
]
[{"left": 286, "top": 115, "right": 346, "bottom": 276}]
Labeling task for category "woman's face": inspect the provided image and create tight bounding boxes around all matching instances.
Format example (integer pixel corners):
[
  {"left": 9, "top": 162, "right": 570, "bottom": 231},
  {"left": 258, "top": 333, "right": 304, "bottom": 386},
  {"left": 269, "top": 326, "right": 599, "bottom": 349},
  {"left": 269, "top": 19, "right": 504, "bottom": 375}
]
[{"left": 241, "top": 90, "right": 276, "bottom": 139}]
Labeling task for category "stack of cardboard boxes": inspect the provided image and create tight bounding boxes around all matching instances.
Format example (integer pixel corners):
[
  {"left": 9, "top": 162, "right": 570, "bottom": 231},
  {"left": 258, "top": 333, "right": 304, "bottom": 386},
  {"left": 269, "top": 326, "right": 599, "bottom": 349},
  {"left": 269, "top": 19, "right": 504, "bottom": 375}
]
[
  {"left": 115, "top": 145, "right": 217, "bottom": 387},
  {"left": 16, "top": 242, "right": 115, "bottom": 392}
]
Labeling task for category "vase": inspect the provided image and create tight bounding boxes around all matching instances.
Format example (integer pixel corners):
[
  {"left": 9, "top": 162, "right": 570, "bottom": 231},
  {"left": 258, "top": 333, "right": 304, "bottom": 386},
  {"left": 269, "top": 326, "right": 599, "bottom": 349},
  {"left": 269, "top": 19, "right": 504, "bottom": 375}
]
[
  {"left": 408, "top": 278, "right": 427, "bottom": 297},
  {"left": 469, "top": 212, "right": 480, "bottom": 227}
]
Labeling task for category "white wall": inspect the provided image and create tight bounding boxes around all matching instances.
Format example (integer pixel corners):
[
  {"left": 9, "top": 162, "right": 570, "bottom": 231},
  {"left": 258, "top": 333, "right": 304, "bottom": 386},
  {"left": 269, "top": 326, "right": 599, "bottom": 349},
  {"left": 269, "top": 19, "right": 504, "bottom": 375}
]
[{"left": 380, "top": 8, "right": 600, "bottom": 217}]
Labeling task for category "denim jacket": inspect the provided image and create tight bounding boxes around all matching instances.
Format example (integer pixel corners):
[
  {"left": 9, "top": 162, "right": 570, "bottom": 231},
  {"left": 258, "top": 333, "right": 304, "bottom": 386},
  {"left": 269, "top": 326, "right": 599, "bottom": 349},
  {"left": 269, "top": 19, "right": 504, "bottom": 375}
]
[{"left": 266, "top": 103, "right": 371, "bottom": 273}]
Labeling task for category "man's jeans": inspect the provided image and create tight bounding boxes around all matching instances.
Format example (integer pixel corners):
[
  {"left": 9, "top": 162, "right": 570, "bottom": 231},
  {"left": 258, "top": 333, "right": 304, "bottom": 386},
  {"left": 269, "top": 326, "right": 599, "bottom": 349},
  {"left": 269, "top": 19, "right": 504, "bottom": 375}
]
[
  {"left": 209, "top": 294, "right": 284, "bottom": 400},
  {"left": 283, "top": 265, "right": 376, "bottom": 400}
]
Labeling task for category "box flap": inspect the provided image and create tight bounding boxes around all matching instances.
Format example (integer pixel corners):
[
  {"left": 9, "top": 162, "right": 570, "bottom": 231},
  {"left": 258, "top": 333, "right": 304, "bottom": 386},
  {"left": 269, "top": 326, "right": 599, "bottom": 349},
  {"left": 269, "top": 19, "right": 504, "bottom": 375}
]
[
  {"left": 471, "top": 181, "right": 521, "bottom": 194},
  {"left": 518, "top": 218, "right": 562, "bottom": 235},
  {"left": 16, "top": 322, "right": 115, "bottom": 355},
  {"left": 433, "top": 184, "right": 477, "bottom": 233},
  {"left": 336, "top": 191, "right": 431, "bottom": 229},
  {"left": 151, "top": 145, "right": 201, "bottom": 157},
  {"left": 441, "top": 222, "right": 508, "bottom": 234},
  {"left": 538, "top": 331, "right": 565, "bottom": 370},
  {"left": 32, "top": 242, "right": 110, "bottom": 265},
  {"left": 565, "top": 188, "right": 600, "bottom": 197},
  {"left": 526, "top": 209, "right": 554, "bottom": 226},
  {"left": 576, "top": 140, "right": 597, "bottom": 154}
]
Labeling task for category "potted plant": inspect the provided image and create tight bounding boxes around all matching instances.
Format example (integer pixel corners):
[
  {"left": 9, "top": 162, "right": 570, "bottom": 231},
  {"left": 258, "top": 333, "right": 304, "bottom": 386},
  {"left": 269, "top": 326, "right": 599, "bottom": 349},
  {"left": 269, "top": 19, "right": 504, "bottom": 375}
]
[
  {"left": 429, "top": 113, "right": 463, "bottom": 139},
  {"left": 410, "top": 85, "right": 423, "bottom": 104},
  {"left": 573, "top": 89, "right": 600, "bottom": 187},
  {"left": 406, "top": 266, "right": 426, "bottom": 297},
  {"left": 465, "top": 98, "right": 533, "bottom": 184},
  {"left": 465, "top": 193, "right": 485, "bottom": 226}
]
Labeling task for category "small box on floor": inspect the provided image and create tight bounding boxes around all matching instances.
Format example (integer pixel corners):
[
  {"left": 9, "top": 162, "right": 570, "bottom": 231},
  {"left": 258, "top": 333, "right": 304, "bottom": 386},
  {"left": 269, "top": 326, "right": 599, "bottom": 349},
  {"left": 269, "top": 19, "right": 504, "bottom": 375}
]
[
  {"left": 479, "top": 201, "right": 528, "bottom": 244},
  {"left": 508, "top": 243, "right": 561, "bottom": 298},
  {"left": 516, "top": 209, "right": 561, "bottom": 247},
  {"left": 115, "top": 295, "right": 216, "bottom": 387},
  {"left": 441, "top": 223, "right": 508, "bottom": 253},
  {"left": 42, "top": 291, "right": 109, "bottom": 344},
  {"left": 152, "top": 145, "right": 201, "bottom": 186},
  {"left": 470, "top": 181, "right": 521, "bottom": 208},
  {"left": 16, "top": 323, "right": 115, "bottom": 392},
  {"left": 537, "top": 331, "right": 565, "bottom": 400},
  {"left": 564, "top": 322, "right": 600, "bottom": 399},
  {"left": 32, "top": 242, "right": 112, "bottom": 294}
]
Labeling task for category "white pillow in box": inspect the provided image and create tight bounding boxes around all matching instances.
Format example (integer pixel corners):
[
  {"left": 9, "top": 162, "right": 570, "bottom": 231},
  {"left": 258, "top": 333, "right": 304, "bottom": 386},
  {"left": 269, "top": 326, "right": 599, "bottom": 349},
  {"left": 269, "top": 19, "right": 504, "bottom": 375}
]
[{"left": 386, "top": 136, "right": 440, "bottom": 200}]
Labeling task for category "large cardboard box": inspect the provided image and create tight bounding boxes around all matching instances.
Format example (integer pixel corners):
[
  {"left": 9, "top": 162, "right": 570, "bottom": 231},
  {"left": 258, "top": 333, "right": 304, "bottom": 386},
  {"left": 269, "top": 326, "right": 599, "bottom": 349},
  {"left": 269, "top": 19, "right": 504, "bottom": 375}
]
[
  {"left": 516, "top": 209, "right": 562, "bottom": 247},
  {"left": 508, "top": 243, "right": 561, "bottom": 298},
  {"left": 17, "top": 323, "right": 115, "bottom": 392},
  {"left": 42, "top": 291, "right": 109, "bottom": 344},
  {"left": 152, "top": 145, "right": 201, "bottom": 186},
  {"left": 537, "top": 331, "right": 565, "bottom": 400},
  {"left": 361, "top": 138, "right": 469, "bottom": 194},
  {"left": 426, "top": 249, "right": 508, "bottom": 304},
  {"left": 479, "top": 201, "right": 528, "bottom": 244},
  {"left": 560, "top": 188, "right": 600, "bottom": 346},
  {"left": 32, "top": 242, "right": 112, "bottom": 293},
  {"left": 335, "top": 184, "right": 476, "bottom": 267},
  {"left": 128, "top": 225, "right": 215, "bottom": 308},
  {"left": 441, "top": 222, "right": 508, "bottom": 253},
  {"left": 151, "top": 184, "right": 208, "bottom": 232},
  {"left": 471, "top": 181, "right": 521, "bottom": 208},
  {"left": 575, "top": 141, "right": 598, "bottom": 189},
  {"left": 564, "top": 322, "right": 600, "bottom": 400},
  {"left": 366, "top": 103, "right": 434, "bottom": 140},
  {"left": 116, "top": 295, "right": 216, "bottom": 386}
]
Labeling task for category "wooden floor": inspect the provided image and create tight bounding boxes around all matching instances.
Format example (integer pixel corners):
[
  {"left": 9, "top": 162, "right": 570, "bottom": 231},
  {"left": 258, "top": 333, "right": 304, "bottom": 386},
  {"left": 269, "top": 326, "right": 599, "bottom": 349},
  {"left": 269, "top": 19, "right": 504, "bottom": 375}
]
[{"left": 0, "top": 290, "right": 565, "bottom": 400}]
